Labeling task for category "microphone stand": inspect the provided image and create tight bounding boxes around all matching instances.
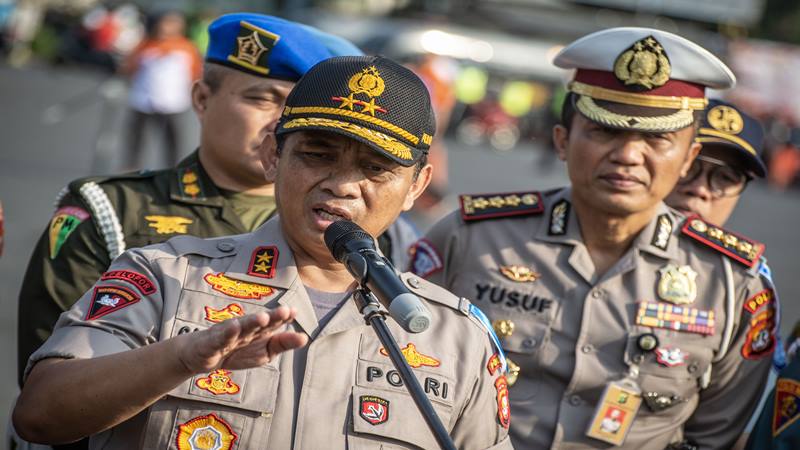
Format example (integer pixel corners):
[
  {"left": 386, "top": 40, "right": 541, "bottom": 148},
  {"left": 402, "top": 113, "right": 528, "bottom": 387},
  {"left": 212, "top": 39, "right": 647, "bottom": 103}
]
[{"left": 354, "top": 289, "right": 457, "bottom": 450}]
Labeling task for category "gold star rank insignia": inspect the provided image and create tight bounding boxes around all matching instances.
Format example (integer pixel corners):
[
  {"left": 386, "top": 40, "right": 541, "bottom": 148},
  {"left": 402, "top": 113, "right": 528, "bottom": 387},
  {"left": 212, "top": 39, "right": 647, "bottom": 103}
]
[{"left": 247, "top": 246, "right": 279, "bottom": 278}]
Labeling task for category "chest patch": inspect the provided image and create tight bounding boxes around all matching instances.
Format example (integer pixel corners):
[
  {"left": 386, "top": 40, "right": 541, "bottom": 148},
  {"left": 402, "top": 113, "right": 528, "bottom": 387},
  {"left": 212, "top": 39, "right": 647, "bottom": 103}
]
[
  {"left": 204, "top": 272, "right": 274, "bottom": 300},
  {"left": 176, "top": 413, "right": 237, "bottom": 450},
  {"left": 145, "top": 215, "right": 193, "bottom": 234}
]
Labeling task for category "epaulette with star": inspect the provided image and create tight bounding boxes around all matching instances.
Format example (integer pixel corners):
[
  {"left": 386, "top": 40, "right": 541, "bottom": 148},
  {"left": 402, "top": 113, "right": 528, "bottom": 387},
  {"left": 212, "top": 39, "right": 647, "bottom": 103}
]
[
  {"left": 681, "top": 216, "right": 764, "bottom": 268},
  {"left": 459, "top": 191, "right": 543, "bottom": 222}
]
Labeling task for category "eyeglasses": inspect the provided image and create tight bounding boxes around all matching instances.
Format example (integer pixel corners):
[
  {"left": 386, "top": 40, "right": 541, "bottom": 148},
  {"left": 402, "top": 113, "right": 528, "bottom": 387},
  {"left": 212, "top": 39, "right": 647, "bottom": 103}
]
[{"left": 677, "top": 154, "right": 752, "bottom": 198}]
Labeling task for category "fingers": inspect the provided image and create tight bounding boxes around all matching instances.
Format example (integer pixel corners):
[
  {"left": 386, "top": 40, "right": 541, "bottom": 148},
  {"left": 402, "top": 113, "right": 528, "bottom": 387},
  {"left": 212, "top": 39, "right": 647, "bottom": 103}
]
[{"left": 267, "top": 332, "right": 309, "bottom": 356}]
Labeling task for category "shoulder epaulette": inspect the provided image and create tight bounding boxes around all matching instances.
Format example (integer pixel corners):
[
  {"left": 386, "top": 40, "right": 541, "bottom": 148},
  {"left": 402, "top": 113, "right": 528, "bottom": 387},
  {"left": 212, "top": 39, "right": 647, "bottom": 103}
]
[
  {"left": 459, "top": 191, "right": 543, "bottom": 222},
  {"left": 66, "top": 170, "right": 158, "bottom": 193},
  {"left": 167, "top": 235, "right": 240, "bottom": 258},
  {"left": 401, "top": 272, "right": 466, "bottom": 313},
  {"left": 681, "top": 217, "right": 764, "bottom": 268}
]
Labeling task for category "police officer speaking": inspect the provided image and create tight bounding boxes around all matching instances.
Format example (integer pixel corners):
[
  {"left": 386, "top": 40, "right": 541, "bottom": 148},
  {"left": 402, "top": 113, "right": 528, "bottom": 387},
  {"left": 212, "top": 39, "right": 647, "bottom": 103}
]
[
  {"left": 13, "top": 55, "right": 512, "bottom": 449},
  {"left": 412, "top": 28, "right": 776, "bottom": 449}
]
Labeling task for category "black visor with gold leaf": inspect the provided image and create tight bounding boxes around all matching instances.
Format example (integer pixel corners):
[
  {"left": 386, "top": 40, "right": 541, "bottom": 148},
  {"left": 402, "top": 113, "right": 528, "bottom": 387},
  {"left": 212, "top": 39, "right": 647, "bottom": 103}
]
[{"left": 276, "top": 56, "right": 436, "bottom": 167}]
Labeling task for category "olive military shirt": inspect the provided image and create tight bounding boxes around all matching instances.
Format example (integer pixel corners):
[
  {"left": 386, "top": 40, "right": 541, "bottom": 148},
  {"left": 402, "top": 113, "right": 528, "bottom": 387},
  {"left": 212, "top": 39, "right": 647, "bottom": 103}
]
[
  {"left": 16, "top": 151, "right": 260, "bottom": 385},
  {"left": 27, "top": 217, "right": 513, "bottom": 450},
  {"left": 415, "top": 187, "right": 774, "bottom": 449}
]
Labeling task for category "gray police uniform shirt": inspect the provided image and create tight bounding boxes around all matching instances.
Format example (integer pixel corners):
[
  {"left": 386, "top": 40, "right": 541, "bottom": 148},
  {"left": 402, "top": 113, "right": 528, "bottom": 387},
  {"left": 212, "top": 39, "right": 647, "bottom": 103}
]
[
  {"left": 27, "top": 217, "right": 512, "bottom": 450},
  {"left": 417, "top": 187, "right": 774, "bottom": 449}
]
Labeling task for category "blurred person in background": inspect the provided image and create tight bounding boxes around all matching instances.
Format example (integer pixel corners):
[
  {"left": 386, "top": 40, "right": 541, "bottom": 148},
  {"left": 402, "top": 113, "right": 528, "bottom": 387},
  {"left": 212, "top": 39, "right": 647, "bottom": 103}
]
[
  {"left": 120, "top": 9, "right": 201, "bottom": 169},
  {"left": 665, "top": 99, "right": 767, "bottom": 226}
]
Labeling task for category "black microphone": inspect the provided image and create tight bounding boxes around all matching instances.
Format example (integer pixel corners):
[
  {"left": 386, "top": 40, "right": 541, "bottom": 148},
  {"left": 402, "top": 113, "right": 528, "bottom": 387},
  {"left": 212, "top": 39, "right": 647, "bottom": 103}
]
[{"left": 324, "top": 221, "right": 432, "bottom": 333}]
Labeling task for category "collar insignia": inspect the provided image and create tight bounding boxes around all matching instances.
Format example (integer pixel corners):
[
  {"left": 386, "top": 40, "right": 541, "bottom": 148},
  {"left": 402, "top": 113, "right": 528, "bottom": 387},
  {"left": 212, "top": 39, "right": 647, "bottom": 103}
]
[
  {"left": 145, "top": 215, "right": 193, "bottom": 234},
  {"left": 195, "top": 369, "right": 240, "bottom": 395},
  {"left": 176, "top": 413, "right": 237, "bottom": 450},
  {"left": 657, "top": 264, "right": 698, "bottom": 305},
  {"left": 179, "top": 168, "right": 203, "bottom": 199},
  {"left": 613, "top": 36, "right": 671, "bottom": 90},
  {"left": 204, "top": 303, "right": 245, "bottom": 324},
  {"left": 380, "top": 343, "right": 440, "bottom": 368},
  {"left": 204, "top": 272, "right": 273, "bottom": 300},
  {"left": 247, "top": 246, "right": 279, "bottom": 279},
  {"left": 549, "top": 199, "right": 570, "bottom": 235},
  {"left": 332, "top": 66, "right": 387, "bottom": 116},
  {"left": 651, "top": 214, "right": 673, "bottom": 250},
  {"left": 499, "top": 265, "right": 540, "bottom": 283},
  {"left": 227, "top": 21, "right": 279, "bottom": 76}
]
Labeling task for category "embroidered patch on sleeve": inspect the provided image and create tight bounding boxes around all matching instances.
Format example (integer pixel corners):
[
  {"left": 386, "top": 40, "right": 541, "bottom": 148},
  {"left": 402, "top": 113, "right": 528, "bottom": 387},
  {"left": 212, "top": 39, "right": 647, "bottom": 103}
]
[
  {"left": 487, "top": 353, "right": 502, "bottom": 376},
  {"left": 495, "top": 376, "right": 511, "bottom": 429},
  {"left": 100, "top": 270, "right": 156, "bottom": 295},
  {"left": 85, "top": 285, "right": 140, "bottom": 320},
  {"left": 773, "top": 378, "right": 800, "bottom": 436},
  {"left": 48, "top": 206, "right": 90, "bottom": 259},
  {"left": 742, "top": 308, "right": 776, "bottom": 360},
  {"left": 744, "top": 289, "right": 775, "bottom": 314},
  {"left": 247, "top": 246, "right": 278, "bottom": 278},
  {"left": 408, "top": 239, "right": 442, "bottom": 278},
  {"left": 176, "top": 413, "right": 237, "bottom": 450}
]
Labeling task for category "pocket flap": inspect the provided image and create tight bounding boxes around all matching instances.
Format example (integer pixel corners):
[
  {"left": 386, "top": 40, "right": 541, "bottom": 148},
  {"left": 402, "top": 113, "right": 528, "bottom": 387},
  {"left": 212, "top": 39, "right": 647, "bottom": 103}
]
[
  {"left": 350, "top": 385, "right": 453, "bottom": 449},
  {"left": 168, "top": 365, "right": 279, "bottom": 414}
]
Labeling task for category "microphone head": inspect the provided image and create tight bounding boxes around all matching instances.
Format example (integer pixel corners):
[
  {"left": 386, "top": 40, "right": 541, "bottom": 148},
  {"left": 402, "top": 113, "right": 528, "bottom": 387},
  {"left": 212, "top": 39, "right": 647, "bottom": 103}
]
[{"left": 323, "top": 220, "right": 375, "bottom": 262}]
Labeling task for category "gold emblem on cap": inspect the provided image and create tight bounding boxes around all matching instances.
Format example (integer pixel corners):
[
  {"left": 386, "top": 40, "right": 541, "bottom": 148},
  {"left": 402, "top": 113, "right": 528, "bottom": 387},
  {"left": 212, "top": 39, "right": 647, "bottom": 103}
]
[
  {"left": 614, "top": 36, "right": 671, "bottom": 90},
  {"left": 227, "top": 21, "right": 280, "bottom": 76},
  {"left": 333, "top": 66, "right": 387, "bottom": 116},
  {"left": 707, "top": 105, "right": 744, "bottom": 134},
  {"left": 657, "top": 264, "right": 698, "bottom": 305},
  {"left": 493, "top": 319, "right": 515, "bottom": 338},
  {"left": 500, "top": 265, "right": 540, "bottom": 283}
]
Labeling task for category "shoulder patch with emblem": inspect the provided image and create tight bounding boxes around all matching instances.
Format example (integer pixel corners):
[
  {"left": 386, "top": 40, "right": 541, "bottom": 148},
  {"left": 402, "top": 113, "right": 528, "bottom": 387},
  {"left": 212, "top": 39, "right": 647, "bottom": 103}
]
[
  {"left": 86, "top": 285, "right": 141, "bottom": 320},
  {"left": 773, "top": 378, "right": 800, "bottom": 436},
  {"left": 459, "top": 191, "right": 543, "bottom": 222},
  {"left": 681, "top": 217, "right": 764, "bottom": 267},
  {"left": 48, "top": 206, "right": 90, "bottom": 259},
  {"left": 408, "top": 239, "right": 442, "bottom": 278},
  {"left": 100, "top": 270, "right": 156, "bottom": 295}
]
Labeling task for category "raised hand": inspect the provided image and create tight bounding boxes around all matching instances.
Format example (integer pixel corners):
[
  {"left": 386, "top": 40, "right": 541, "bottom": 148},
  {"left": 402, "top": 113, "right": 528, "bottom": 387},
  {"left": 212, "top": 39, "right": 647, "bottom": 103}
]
[{"left": 176, "top": 306, "right": 308, "bottom": 374}]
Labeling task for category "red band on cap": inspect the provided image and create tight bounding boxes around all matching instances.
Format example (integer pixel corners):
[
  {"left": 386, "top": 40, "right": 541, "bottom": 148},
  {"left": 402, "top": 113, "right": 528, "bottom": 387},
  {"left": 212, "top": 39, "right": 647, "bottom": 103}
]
[{"left": 575, "top": 70, "right": 705, "bottom": 98}]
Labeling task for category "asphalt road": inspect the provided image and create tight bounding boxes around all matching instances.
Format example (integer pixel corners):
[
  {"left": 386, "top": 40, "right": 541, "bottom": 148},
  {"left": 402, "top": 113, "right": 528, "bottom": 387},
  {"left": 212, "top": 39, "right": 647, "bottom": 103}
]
[{"left": 0, "top": 63, "right": 798, "bottom": 442}]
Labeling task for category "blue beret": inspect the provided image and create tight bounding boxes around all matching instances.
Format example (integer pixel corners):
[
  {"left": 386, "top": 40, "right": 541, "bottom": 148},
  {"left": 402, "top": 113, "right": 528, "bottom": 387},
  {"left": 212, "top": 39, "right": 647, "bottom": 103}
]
[
  {"left": 206, "top": 13, "right": 361, "bottom": 81},
  {"left": 697, "top": 99, "right": 766, "bottom": 177}
]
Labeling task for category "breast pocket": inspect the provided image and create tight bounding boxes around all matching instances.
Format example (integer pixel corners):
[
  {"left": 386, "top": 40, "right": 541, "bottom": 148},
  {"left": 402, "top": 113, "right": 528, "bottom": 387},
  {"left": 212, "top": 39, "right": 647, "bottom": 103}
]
[
  {"left": 140, "top": 365, "right": 280, "bottom": 449},
  {"left": 624, "top": 328, "right": 716, "bottom": 415},
  {"left": 347, "top": 385, "right": 454, "bottom": 450}
]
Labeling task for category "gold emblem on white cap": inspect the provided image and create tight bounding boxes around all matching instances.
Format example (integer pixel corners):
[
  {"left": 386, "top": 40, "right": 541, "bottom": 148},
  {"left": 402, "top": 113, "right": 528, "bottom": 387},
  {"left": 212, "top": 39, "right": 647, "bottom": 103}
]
[{"left": 614, "top": 36, "right": 671, "bottom": 90}]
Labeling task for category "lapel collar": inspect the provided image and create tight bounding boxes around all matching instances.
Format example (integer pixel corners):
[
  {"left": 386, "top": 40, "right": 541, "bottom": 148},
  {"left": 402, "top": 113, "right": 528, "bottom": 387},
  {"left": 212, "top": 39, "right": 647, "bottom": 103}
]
[
  {"left": 635, "top": 203, "right": 681, "bottom": 261},
  {"left": 535, "top": 188, "right": 596, "bottom": 284},
  {"left": 170, "top": 150, "right": 225, "bottom": 207}
]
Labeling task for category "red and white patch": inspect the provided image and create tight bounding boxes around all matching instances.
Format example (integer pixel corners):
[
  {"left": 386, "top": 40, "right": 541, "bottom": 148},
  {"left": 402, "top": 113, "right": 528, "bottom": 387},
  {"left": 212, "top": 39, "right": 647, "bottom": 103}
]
[
  {"left": 495, "top": 376, "right": 511, "bottom": 429},
  {"left": 359, "top": 395, "right": 389, "bottom": 426},
  {"left": 654, "top": 347, "right": 688, "bottom": 367},
  {"left": 742, "top": 309, "right": 776, "bottom": 360},
  {"left": 408, "top": 239, "right": 442, "bottom": 278},
  {"left": 85, "top": 285, "right": 140, "bottom": 320},
  {"left": 744, "top": 289, "right": 775, "bottom": 314},
  {"left": 100, "top": 270, "right": 156, "bottom": 295}
]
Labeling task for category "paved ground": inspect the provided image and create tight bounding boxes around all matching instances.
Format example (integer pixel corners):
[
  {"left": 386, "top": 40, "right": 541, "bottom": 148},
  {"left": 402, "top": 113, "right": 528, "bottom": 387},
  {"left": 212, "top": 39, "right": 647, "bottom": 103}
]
[{"left": 1, "top": 63, "right": 798, "bottom": 442}]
